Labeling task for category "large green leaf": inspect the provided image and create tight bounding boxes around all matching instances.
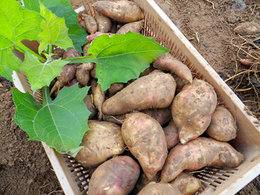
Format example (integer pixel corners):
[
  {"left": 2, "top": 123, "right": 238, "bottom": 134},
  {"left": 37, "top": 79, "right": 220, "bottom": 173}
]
[
  {"left": 38, "top": 3, "right": 74, "bottom": 53},
  {"left": 24, "top": 0, "right": 87, "bottom": 52},
  {"left": 69, "top": 32, "right": 170, "bottom": 91},
  {"left": 12, "top": 85, "right": 91, "bottom": 156},
  {"left": 0, "top": 0, "right": 42, "bottom": 81},
  {"left": 21, "top": 52, "right": 69, "bottom": 90}
]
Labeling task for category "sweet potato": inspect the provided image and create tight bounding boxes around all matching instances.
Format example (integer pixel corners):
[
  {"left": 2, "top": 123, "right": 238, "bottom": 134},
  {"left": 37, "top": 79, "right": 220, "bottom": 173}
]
[
  {"left": 163, "top": 120, "right": 178, "bottom": 149},
  {"left": 172, "top": 79, "right": 217, "bottom": 144},
  {"left": 108, "top": 82, "right": 124, "bottom": 95},
  {"left": 122, "top": 112, "right": 168, "bottom": 180},
  {"left": 83, "top": 95, "right": 96, "bottom": 119},
  {"left": 83, "top": 14, "right": 97, "bottom": 34},
  {"left": 75, "top": 121, "right": 124, "bottom": 168},
  {"left": 102, "top": 71, "right": 176, "bottom": 115},
  {"left": 138, "top": 182, "right": 181, "bottom": 195},
  {"left": 95, "top": 13, "right": 112, "bottom": 33},
  {"left": 161, "top": 137, "right": 244, "bottom": 182},
  {"left": 206, "top": 106, "right": 237, "bottom": 141},
  {"left": 93, "top": 1, "right": 144, "bottom": 23},
  {"left": 88, "top": 156, "right": 140, "bottom": 195},
  {"left": 142, "top": 107, "right": 171, "bottom": 126},
  {"left": 153, "top": 53, "right": 192, "bottom": 84},
  {"left": 62, "top": 49, "right": 82, "bottom": 59},
  {"left": 117, "top": 20, "right": 144, "bottom": 34},
  {"left": 87, "top": 32, "right": 114, "bottom": 43},
  {"left": 171, "top": 173, "right": 201, "bottom": 195},
  {"left": 90, "top": 63, "right": 96, "bottom": 78},
  {"left": 103, "top": 107, "right": 171, "bottom": 126},
  {"left": 83, "top": 42, "right": 91, "bottom": 56},
  {"left": 50, "top": 65, "right": 76, "bottom": 95},
  {"left": 93, "top": 83, "right": 105, "bottom": 120},
  {"left": 76, "top": 63, "right": 92, "bottom": 86}
]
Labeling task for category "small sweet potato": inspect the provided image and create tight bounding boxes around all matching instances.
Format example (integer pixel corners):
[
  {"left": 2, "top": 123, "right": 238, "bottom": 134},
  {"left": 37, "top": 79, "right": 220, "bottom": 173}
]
[
  {"left": 171, "top": 173, "right": 201, "bottom": 195},
  {"left": 122, "top": 112, "right": 168, "bottom": 180},
  {"left": 83, "top": 95, "right": 96, "bottom": 119},
  {"left": 172, "top": 79, "right": 217, "bottom": 144},
  {"left": 88, "top": 156, "right": 140, "bottom": 195},
  {"left": 83, "top": 42, "right": 91, "bottom": 56},
  {"left": 161, "top": 137, "right": 244, "bottom": 182},
  {"left": 138, "top": 182, "right": 181, "bottom": 195},
  {"left": 163, "top": 120, "right": 178, "bottom": 149},
  {"left": 76, "top": 63, "right": 93, "bottom": 86},
  {"left": 206, "top": 106, "right": 237, "bottom": 141},
  {"left": 90, "top": 63, "right": 96, "bottom": 78},
  {"left": 102, "top": 71, "right": 176, "bottom": 115},
  {"left": 62, "top": 49, "right": 82, "bottom": 59},
  {"left": 153, "top": 53, "right": 192, "bottom": 84},
  {"left": 93, "top": 1, "right": 144, "bottom": 23},
  {"left": 75, "top": 121, "right": 125, "bottom": 168},
  {"left": 117, "top": 20, "right": 144, "bottom": 34},
  {"left": 95, "top": 13, "right": 112, "bottom": 33},
  {"left": 83, "top": 14, "right": 97, "bottom": 34},
  {"left": 50, "top": 65, "right": 76, "bottom": 95},
  {"left": 108, "top": 82, "right": 124, "bottom": 95}
]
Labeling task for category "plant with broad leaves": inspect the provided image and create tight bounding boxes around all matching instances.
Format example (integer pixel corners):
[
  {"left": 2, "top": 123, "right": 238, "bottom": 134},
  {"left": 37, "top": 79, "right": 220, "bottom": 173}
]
[{"left": 0, "top": 0, "right": 169, "bottom": 156}]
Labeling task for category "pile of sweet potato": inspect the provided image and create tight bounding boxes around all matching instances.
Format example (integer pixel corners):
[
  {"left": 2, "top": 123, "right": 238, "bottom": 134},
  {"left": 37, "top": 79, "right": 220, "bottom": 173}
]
[{"left": 51, "top": 1, "right": 244, "bottom": 194}]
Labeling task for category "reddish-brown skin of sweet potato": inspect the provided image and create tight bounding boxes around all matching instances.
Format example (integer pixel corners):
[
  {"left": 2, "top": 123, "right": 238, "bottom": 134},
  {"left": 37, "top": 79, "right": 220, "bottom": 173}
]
[
  {"left": 102, "top": 71, "right": 176, "bottom": 115},
  {"left": 76, "top": 63, "right": 91, "bottom": 86},
  {"left": 153, "top": 53, "right": 193, "bottom": 84},
  {"left": 75, "top": 121, "right": 124, "bottom": 168},
  {"left": 206, "top": 106, "right": 237, "bottom": 141},
  {"left": 83, "top": 95, "right": 96, "bottom": 119},
  {"left": 93, "top": 84, "right": 105, "bottom": 120},
  {"left": 163, "top": 120, "right": 179, "bottom": 149},
  {"left": 161, "top": 137, "right": 244, "bottom": 183},
  {"left": 116, "top": 20, "right": 144, "bottom": 34},
  {"left": 122, "top": 112, "right": 168, "bottom": 180},
  {"left": 93, "top": 1, "right": 144, "bottom": 23},
  {"left": 172, "top": 79, "right": 217, "bottom": 144},
  {"left": 88, "top": 156, "right": 140, "bottom": 195},
  {"left": 171, "top": 173, "right": 201, "bottom": 195},
  {"left": 108, "top": 83, "right": 124, "bottom": 95},
  {"left": 138, "top": 183, "right": 181, "bottom": 195}
]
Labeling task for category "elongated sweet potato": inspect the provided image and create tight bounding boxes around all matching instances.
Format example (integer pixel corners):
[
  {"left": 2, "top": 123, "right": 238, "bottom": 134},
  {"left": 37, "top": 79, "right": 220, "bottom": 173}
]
[
  {"left": 138, "top": 182, "right": 181, "bottom": 195},
  {"left": 206, "top": 106, "right": 237, "bottom": 141},
  {"left": 172, "top": 79, "right": 217, "bottom": 144},
  {"left": 93, "top": 83, "right": 105, "bottom": 120},
  {"left": 95, "top": 13, "right": 111, "bottom": 33},
  {"left": 83, "top": 95, "right": 96, "bottom": 119},
  {"left": 153, "top": 53, "right": 192, "bottom": 84},
  {"left": 161, "top": 137, "right": 244, "bottom": 182},
  {"left": 103, "top": 71, "right": 176, "bottom": 115},
  {"left": 88, "top": 156, "right": 140, "bottom": 195},
  {"left": 93, "top": 1, "right": 144, "bottom": 23},
  {"left": 171, "top": 173, "right": 201, "bottom": 195},
  {"left": 75, "top": 121, "right": 124, "bottom": 168},
  {"left": 117, "top": 20, "right": 144, "bottom": 34},
  {"left": 163, "top": 120, "right": 178, "bottom": 149},
  {"left": 83, "top": 14, "right": 97, "bottom": 34},
  {"left": 122, "top": 112, "right": 168, "bottom": 180}
]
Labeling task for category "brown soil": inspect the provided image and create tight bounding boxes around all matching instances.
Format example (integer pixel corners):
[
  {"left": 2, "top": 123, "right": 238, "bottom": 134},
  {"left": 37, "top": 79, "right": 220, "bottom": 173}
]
[{"left": 0, "top": 0, "right": 259, "bottom": 195}]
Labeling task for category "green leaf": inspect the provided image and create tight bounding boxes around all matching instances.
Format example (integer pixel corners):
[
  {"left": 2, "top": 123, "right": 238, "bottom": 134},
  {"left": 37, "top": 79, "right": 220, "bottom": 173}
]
[
  {"left": 12, "top": 85, "right": 91, "bottom": 156},
  {"left": 38, "top": 3, "right": 74, "bottom": 53},
  {"left": 21, "top": 52, "right": 69, "bottom": 90},
  {"left": 70, "top": 32, "right": 170, "bottom": 91},
  {"left": 0, "top": 0, "right": 42, "bottom": 81},
  {"left": 24, "top": 0, "right": 87, "bottom": 52}
]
